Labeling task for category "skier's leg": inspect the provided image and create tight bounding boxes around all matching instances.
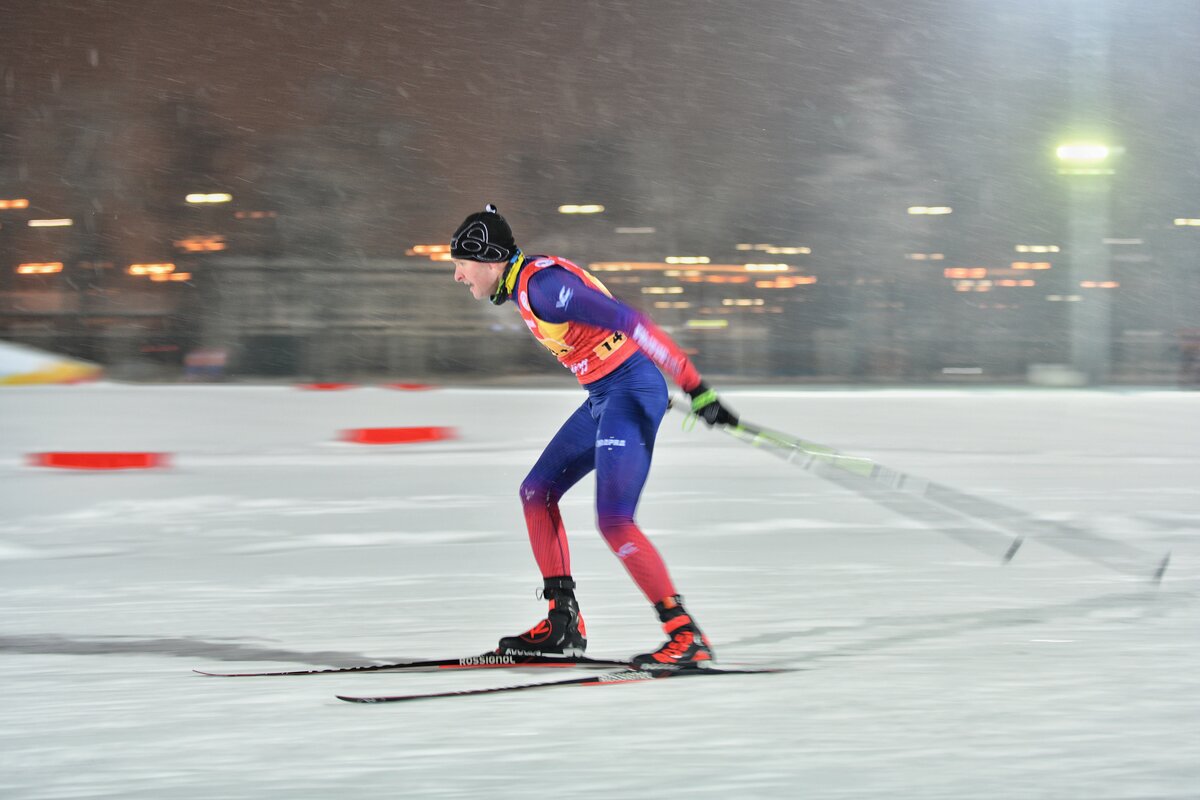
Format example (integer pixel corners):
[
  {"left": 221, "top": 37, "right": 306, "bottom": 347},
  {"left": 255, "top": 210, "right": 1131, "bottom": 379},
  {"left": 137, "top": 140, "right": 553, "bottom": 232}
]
[
  {"left": 592, "top": 385, "right": 675, "bottom": 603},
  {"left": 594, "top": 383, "right": 714, "bottom": 668},
  {"left": 518, "top": 400, "right": 598, "bottom": 578},
  {"left": 499, "top": 401, "right": 598, "bottom": 657}
]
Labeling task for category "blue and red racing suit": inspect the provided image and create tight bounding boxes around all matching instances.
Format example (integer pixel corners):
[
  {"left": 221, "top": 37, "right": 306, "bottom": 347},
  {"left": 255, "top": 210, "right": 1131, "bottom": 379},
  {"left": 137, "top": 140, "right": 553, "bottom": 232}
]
[{"left": 512, "top": 255, "right": 704, "bottom": 603}]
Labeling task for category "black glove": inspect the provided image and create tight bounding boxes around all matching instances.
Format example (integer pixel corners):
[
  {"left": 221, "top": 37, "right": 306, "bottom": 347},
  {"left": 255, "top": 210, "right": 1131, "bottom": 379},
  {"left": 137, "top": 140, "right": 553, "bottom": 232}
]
[{"left": 687, "top": 382, "right": 739, "bottom": 427}]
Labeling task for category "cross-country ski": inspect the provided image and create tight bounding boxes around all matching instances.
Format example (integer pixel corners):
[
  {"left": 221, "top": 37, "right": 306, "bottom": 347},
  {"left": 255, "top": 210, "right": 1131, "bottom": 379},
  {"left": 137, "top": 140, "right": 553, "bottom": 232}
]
[
  {"left": 336, "top": 665, "right": 793, "bottom": 703},
  {"left": 193, "top": 652, "right": 631, "bottom": 677}
]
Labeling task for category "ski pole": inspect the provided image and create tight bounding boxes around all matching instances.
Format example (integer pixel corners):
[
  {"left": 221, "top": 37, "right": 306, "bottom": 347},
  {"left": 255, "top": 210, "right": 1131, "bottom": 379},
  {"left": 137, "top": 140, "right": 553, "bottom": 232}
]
[{"left": 670, "top": 396, "right": 1170, "bottom": 582}]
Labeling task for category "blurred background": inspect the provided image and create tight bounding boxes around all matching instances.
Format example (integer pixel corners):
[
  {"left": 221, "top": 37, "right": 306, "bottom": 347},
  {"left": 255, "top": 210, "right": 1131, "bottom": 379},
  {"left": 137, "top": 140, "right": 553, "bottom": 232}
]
[{"left": 1, "top": 0, "right": 1197, "bottom": 385}]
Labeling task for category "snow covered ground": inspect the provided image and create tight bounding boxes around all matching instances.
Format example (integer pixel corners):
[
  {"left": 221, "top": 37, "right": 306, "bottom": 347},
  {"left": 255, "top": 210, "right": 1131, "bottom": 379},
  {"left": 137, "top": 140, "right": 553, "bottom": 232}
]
[{"left": 1, "top": 383, "right": 1197, "bottom": 799}]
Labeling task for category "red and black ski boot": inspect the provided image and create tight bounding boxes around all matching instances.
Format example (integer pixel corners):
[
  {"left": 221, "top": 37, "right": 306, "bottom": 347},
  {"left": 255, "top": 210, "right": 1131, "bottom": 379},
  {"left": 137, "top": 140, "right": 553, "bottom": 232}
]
[
  {"left": 498, "top": 576, "right": 587, "bottom": 659},
  {"left": 632, "top": 595, "right": 714, "bottom": 670}
]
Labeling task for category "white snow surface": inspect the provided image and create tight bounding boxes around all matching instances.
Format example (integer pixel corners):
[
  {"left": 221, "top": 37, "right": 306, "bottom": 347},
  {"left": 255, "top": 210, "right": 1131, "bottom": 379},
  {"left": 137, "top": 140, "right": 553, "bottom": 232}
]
[{"left": 1, "top": 383, "right": 1198, "bottom": 799}]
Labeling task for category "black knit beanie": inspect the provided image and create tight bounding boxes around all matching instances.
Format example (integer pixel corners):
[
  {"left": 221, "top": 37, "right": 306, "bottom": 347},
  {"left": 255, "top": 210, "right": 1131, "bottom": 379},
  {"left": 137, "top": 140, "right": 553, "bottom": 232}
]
[{"left": 450, "top": 204, "right": 517, "bottom": 263}]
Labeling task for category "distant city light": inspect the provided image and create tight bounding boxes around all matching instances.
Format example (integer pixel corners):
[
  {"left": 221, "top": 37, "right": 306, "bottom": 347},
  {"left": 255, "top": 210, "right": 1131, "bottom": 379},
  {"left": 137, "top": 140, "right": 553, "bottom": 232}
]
[
  {"left": 1174, "top": 218, "right": 1200, "bottom": 227},
  {"left": 763, "top": 246, "right": 811, "bottom": 255},
  {"left": 0, "top": 198, "right": 30, "bottom": 210},
  {"left": 1015, "top": 245, "right": 1060, "bottom": 253},
  {"left": 665, "top": 256, "right": 710, "bottom": 265},
  {"left": 1012, "top": 262, "right": 1052, "bottom": 270},
  {"left": 128, "top": 263, "right": 176, "bottom": 276},
  {"left": 185, "top": 193, "right": 233, "bottom": 204},
  {"left": 16, "top": 262, "right": 63, "bottom": 275},
  {"left": 743, "top": 264, "right": 789, "bottom": 272},
  {"left": 754, "top": 276, "right": 817, "bottom": 288},
  {"left": 615, "top": 227, "right": 655, "bottom": 234},
  {"left": 150, "top": 272, "right": 193, "bottom": 282},
  {"left": 557, "top": 204, "right": 605, "bottom": 214},
  {"left": 1080, "top": 281, "right": 1120, "bottom": 289},
  {"left": 1102, "top": 238, "right": 1142, "bottom": 245},
  {"left": 27, "top": 218, "right": 73, "bottom": 227},
  {"left": 174, "top": 235, "right": 226, "bottom": 252},
  {"left": 685, "top": 319, "right": 729, "bottom": 329},
  {"left": 944, "top": 268, "right": 988, "bottom": 279},
  {"left": 722, "top": 299, "right": 765, "bottom": 307},
  {"left": 407, "top": 243, "right": 454, "bottom": 261},
  {"left": 234, "top": 210, "right": 277, "bottom": 219},
  {"left": 641, "top": 286, "right": 685, "bottom": 295},
  {"left": 652, "top": 301, "right": 692, "bottom": 309},
  {"left": 908, "top": 206, "right": 953, "bottom": 215},
  {"left": 590, "top": 262, "right": 791, "bottom": 275},
  {"left": 906, "top": 253, "right": 945, "bottom": 261}
]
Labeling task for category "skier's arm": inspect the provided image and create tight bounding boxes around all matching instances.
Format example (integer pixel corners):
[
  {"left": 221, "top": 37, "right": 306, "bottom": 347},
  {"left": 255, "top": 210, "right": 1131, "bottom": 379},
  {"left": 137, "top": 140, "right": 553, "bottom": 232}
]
[
  {"left": 528, "top": 269, "right": 737, "bottom": 425},
  {"left": 529, "top": 268, "right": 698, "bottom": 388}
]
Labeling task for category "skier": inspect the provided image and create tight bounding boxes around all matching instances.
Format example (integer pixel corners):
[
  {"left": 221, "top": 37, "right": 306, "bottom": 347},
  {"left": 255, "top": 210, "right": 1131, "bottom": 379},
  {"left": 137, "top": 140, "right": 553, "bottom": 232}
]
[{"left": 450, "top": 204, "right": 738, "bottom": 669}]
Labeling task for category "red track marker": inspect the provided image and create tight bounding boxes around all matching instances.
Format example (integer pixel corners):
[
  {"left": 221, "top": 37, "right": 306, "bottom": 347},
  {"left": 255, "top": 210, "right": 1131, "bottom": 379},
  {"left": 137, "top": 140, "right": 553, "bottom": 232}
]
[
  {"left": 381, "top": 382, "right": 437, "bottom": 391},
  {"left": 30, "top": 452, "right": 170, "bottom": 470},
  {"left": 340, "top": 427, "right": 456, "bottom": 445},
  {"left": 296, "top": 382, "right": 357, "bottom": 391}
]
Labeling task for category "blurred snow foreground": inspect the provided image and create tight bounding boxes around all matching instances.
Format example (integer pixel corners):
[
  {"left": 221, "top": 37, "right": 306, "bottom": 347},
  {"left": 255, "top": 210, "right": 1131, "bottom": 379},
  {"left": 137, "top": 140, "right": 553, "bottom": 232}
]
[{"left": 1, "top": 383, "right": 1198, "bottom": 799}]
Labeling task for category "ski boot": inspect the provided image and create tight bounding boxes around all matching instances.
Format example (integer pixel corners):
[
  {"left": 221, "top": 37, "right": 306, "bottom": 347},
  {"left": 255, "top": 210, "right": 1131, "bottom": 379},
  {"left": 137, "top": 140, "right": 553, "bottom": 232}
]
[
  {"left": 632, "top": 595, "right": 714, "bottom": 670},
  {"left": 498, "top": 576, "right": 587, "bottom": 659}
]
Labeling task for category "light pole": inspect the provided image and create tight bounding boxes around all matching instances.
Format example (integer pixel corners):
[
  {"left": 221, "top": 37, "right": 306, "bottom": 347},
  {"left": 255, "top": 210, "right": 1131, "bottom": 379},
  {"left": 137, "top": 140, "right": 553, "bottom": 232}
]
[
  {"left": 1057, "top": 142, "right": 1118, "bottom": 383},
  {"left": 1056, "top": 0, "right": 1117, "bottom": 384}
]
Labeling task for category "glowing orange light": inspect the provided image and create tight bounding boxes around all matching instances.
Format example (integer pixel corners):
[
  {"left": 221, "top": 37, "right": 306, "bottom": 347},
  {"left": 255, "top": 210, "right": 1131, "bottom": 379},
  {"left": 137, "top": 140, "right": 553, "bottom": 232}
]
[
  {"left": 128, "top": 263, "right": 176, "bottom": 276},
  {"left": 174, "top": 236, "right": 226, "bottom": 252},
  {"left": 16, "top": 262, "right": 63, "bottom": 274},
  {"left": 945, "top": 268, "right": 988, "bottom": 279}
]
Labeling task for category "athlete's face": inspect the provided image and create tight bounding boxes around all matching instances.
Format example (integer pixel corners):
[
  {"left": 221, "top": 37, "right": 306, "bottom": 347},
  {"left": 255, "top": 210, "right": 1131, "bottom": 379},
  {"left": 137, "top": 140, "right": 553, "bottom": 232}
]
[{"left": 453, "top": 259, "right": 503, "bottom": 300}]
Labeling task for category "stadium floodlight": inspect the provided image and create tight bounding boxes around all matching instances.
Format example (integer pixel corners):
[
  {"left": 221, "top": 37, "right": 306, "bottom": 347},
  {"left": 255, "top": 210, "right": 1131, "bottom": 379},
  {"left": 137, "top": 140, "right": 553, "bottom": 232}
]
[
  {"left": 1056, "top": 144, "right": 1109, "bottom": 162},
  {"left": 1055, "top": 143, "right": 1117, "bottom": 175}
]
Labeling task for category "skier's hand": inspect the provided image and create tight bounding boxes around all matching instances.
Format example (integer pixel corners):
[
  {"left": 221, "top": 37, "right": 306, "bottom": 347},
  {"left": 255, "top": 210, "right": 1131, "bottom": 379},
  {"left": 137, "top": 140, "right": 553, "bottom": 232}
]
[{"left": 687, "top": 382, "right": 738, "bottom": 428}]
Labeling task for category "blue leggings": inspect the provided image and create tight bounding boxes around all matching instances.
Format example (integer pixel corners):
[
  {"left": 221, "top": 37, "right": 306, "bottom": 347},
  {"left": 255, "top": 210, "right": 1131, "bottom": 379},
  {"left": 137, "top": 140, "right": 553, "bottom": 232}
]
[{"left": 519, "top": 355, "right": 677, "bottom": 602}]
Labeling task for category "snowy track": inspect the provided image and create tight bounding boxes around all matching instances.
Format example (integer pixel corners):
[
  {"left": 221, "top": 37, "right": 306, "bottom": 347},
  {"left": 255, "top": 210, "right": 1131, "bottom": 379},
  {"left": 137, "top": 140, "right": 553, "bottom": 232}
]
[{"left": 1, "top": 384, "right": 1198, "bottom": 799}]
